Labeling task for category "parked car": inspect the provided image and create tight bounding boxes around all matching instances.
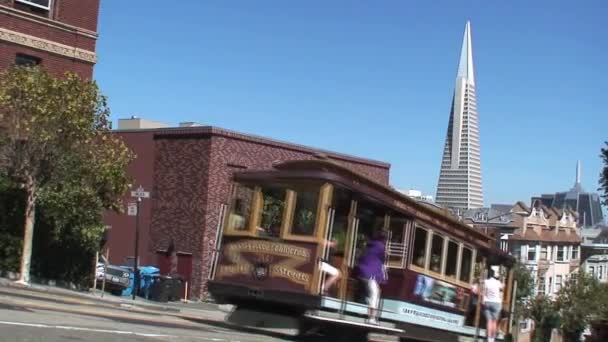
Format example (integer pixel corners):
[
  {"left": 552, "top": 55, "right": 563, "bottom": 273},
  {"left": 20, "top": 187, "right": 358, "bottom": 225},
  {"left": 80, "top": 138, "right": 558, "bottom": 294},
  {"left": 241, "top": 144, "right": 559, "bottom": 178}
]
[{"left": 96, "top": 256, "right": 131, "bottom": 295}]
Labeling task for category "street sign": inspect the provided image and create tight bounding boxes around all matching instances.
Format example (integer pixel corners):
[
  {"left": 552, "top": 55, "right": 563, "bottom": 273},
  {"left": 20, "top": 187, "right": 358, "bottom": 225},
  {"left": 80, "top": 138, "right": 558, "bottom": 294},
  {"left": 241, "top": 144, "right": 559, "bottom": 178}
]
[
  {"left": 130, "top": 186, "right": 150, "bottom": 199},
  {"left": 127, "top": 203, "right": 137, "bottom": 216}
]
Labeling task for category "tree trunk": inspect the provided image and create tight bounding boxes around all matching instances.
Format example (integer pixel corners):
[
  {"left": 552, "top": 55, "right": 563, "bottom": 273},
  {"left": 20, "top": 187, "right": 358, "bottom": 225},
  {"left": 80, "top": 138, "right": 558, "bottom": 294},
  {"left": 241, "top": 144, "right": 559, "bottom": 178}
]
[{"left": 16, "top": 177, "right": 36, "bottom": 285}]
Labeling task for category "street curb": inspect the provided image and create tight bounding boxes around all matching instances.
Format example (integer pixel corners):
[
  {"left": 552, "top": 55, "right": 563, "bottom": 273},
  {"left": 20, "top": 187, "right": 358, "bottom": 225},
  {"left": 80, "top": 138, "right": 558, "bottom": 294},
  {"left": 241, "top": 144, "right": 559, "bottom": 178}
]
[{"left": 0, "top": 277, "right": 185, "bottom": 313}]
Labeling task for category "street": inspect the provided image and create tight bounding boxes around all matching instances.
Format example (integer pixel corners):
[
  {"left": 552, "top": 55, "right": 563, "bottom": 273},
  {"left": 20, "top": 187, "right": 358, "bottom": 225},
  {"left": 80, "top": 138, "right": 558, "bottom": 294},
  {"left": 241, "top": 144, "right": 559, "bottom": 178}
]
[{"left": 0, "top": 286, "right": 294, "bottom": 342}]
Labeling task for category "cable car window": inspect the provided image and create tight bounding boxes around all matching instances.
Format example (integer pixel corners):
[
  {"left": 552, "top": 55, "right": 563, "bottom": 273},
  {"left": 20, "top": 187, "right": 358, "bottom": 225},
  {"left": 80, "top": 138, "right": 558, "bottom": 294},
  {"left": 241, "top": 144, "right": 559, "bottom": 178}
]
[
  {"left": 387, "top": 216, "right": 408, "bottom": 268},
  {"left": 258, "top": 186, "right": 287, "bottom": 237},
  {"left": 291, "top": 186, "right": 320, "bottom": 236},
  {"left": 430, "top": 234, "right": 444, "bottom": 273},
  {"left": 227, "top": 185, "right": 253, "bottom": 231},
  {"left": 445, "top": 240, "right": 459, "bottom": 278},
  {"left": 412, "top": 227, "right": 428, "bottom": 268},
  {"left": 460, "top": 247, "right": 473, "bottom": 282},
  {"left": 354, "top": 201, "right": 386, "bottom": 258}
]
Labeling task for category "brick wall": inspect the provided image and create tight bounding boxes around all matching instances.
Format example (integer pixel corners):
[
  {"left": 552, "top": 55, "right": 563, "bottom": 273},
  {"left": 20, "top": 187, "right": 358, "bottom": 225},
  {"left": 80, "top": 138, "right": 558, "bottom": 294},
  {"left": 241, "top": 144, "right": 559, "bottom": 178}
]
[
  {"left": 3, "top": 0, "right": 100, "bottom": 32},
  {"left": 150, "top": 136, "right": 213, "bottom": 298},
  {"left": 0, "top": 41, "right": 93, "bottom": 78},
  {"left": 0, "top": 12, "right": 97, "bottom": 51},
  {"left": 103, "top": 131, "right": 156, "bottom": 267},
  {"left": 0, "top": 0, "right": 99, "bottom": 78},
  {"left": 54, "top": 0, "right": 100, "bottom": 32}
]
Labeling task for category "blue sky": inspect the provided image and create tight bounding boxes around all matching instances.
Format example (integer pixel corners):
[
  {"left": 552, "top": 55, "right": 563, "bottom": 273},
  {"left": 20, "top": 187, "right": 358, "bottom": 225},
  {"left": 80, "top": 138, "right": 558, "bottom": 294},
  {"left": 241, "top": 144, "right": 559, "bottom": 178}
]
[{"left": 95, "top": 0, "right": 608, "bottom": 208}]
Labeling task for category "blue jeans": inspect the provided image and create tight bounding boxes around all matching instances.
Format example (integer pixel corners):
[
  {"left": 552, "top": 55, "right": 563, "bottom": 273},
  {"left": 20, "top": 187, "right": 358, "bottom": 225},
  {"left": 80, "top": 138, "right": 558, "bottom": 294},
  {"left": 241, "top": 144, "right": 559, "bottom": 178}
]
[{"left": 484, "top": 302, "right": 501, "bottom": 321}]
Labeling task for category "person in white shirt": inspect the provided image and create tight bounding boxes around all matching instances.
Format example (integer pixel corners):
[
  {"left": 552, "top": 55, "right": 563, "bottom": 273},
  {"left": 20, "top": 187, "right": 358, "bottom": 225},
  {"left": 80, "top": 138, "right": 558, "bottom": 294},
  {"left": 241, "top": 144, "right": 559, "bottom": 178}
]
[{"left": 482, "top": 269, "right": 504, "bottom": 342}]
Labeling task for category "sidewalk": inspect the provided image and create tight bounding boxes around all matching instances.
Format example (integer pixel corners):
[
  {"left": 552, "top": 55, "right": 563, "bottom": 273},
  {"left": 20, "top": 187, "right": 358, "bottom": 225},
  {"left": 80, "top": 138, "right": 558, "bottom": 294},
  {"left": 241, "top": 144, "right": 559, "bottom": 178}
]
[{"left": 0, "top": 277, "right": 224, "bottom": 315}]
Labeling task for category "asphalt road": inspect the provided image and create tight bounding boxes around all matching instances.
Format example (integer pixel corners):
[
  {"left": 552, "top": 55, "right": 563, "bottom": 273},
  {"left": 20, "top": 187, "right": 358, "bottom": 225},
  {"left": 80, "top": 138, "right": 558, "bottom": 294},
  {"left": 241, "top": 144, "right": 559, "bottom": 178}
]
[{"left": 0, "top": 287, "right": 295, "bottom": 342}]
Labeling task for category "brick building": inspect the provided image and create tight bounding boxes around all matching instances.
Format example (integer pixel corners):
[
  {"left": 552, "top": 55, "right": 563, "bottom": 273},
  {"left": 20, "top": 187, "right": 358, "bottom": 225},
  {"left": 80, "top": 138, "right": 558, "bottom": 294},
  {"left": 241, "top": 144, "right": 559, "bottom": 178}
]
[
  {"left": 0, "top": 0, "right": 99, "bottom": 77},
  {"left": 104, "top": 123, "right": 391, "bottom": 299}
]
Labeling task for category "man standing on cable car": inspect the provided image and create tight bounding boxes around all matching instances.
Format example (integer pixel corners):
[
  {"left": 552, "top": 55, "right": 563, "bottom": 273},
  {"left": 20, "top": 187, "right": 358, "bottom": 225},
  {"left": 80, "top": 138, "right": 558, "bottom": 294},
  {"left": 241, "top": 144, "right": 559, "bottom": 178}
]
[
  {"left": 482, "top": 268, "right": 504, "bottom": 342},
  {"left": 356, "top": 230, "right": 388, "bottom": 325}
]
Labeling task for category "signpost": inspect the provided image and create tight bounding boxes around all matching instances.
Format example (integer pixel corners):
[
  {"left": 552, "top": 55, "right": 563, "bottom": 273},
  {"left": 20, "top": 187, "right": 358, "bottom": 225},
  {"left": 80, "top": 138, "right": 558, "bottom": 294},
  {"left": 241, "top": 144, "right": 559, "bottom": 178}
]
[{"left": 130, "top": 186, "right": 149, "bottom": 300}]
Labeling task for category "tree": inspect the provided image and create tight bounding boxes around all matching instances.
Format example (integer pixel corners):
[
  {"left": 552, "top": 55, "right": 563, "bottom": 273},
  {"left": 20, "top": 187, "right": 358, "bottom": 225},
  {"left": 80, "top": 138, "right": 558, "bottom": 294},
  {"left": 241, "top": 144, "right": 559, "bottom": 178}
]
[
  {"left": 555, "top": 271, "right": 603, "bottom": 341},
  {"left": 0, "top": 66, "right": 132, "bottom": 285},
  {"left": 600, "top": 142, "right": 608, "bottom": 206},
  {"left": 512, "top": 262, "right": 534, "bottom": 330},
  {"left": 525, "top": 295, "right": 560, "bottom": 342}
]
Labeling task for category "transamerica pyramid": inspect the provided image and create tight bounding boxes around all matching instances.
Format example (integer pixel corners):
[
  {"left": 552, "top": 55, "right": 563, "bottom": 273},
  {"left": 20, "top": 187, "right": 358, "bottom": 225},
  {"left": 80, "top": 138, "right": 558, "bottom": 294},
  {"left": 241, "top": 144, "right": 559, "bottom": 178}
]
[{"left": 435, "top": 21, "right": 484, "bottom": 210}]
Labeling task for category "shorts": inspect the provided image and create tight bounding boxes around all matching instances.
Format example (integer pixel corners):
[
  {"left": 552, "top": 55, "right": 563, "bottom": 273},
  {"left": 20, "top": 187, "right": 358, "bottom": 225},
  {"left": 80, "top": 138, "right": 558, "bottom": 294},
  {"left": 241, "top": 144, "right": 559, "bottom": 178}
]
[
  {"left": 363, "top": 278, "right": 380, "bottom": 310},
  {"left": 483, "top": 302, "right": 501, "bottom": 321},
  {"left": 321, "top": 262, "right": 340, "bottom": 276}
]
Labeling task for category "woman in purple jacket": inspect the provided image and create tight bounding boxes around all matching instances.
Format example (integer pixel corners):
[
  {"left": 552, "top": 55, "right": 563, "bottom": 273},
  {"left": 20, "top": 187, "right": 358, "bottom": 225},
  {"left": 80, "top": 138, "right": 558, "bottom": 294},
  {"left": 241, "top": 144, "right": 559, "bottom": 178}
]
[{"left": 356, "top": 230, "right": 388, "bottom": 325}]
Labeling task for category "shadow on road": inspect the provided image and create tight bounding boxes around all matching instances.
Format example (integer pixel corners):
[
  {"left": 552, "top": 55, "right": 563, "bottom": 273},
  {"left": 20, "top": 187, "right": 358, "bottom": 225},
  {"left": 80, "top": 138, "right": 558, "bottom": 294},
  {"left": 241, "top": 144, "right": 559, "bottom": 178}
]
[{"left": 0, "top": 302, "right": 34, "bottom": 313}]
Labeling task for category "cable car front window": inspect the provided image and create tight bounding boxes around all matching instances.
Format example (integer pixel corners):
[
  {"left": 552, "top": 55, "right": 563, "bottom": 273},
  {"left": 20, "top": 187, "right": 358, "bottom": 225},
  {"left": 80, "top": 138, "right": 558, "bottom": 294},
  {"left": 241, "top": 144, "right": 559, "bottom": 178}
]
[
  {"left": 291, "top": 186, "right": 320, "bottom": 236},
  {"left": 226, "top": 185, "right": 253, "bottom": 231},
  {"left": 258, "top": 186, "right": 287, "bottom": 237}
]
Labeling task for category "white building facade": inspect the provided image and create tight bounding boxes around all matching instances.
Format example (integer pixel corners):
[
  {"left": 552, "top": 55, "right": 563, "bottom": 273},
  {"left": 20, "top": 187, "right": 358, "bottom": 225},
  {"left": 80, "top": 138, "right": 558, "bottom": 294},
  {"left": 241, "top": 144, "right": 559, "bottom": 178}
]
[{"left": 508, "top": 202, "right": 581, "bottom": 297}]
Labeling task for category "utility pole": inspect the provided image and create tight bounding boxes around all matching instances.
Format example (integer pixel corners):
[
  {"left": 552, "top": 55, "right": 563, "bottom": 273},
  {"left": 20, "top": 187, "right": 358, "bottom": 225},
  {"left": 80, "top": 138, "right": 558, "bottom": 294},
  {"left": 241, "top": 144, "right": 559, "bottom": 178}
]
[{"left": 130, "top": 186, "right": 149, "bottom": 300}]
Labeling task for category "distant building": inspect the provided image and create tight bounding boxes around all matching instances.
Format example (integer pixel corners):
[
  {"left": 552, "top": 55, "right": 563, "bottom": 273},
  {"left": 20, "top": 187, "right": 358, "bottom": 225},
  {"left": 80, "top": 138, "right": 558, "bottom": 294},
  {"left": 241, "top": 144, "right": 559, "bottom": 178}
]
[
  {"left": 509, "top": 201, "right": 581, "bottom": 297},
  {"left": 464, "top": 201, "right": 581, "bottom": 297},
  {"left": 462, "top": 204, "right": 522, "bottom": 252},
  {"left": 581, "top": 225, "right": 608, "bottom": 283},
  {"left": 436, "top": 21, "right": 484, "bottom": 210},
  {"left": 399, "top": 189, "right": 434, "bottom": 202},
  {"left": 532, "top": 161, "right": 604, "bottom": 227},
  {"left": 117, "top": 117, "right": 169, "bottom": 130}
]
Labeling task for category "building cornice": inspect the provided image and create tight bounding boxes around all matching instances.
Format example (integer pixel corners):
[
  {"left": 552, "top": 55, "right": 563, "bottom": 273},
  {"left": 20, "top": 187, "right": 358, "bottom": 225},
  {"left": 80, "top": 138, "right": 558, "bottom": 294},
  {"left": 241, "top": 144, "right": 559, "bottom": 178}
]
[
  {"left": 0, "top": 27, "right": 96, "bottom": 63},
  {"left": 0, "top": 5, "right": 98, "bottom": 39}
]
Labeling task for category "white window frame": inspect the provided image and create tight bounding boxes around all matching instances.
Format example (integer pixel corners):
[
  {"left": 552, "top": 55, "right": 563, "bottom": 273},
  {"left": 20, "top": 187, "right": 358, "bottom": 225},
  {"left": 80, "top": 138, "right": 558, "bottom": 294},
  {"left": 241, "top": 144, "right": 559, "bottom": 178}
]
[
  {"left": 555, "top": 275, "right": 563, "bottom": 291},
  {"left": 16, "top": 0, "right": 51, "bottom": 10},
  {"left": 527, "top": 244, "right": 537, "bottom": 262},
  {"left": 556, "top": 246, "right": 566, "bottom": 262},
  {"left": 537, "top": 276, "right": 546, "bottom": 295},
  {"left": 571, "top": 246, "right": 579, "bottom": 260}
]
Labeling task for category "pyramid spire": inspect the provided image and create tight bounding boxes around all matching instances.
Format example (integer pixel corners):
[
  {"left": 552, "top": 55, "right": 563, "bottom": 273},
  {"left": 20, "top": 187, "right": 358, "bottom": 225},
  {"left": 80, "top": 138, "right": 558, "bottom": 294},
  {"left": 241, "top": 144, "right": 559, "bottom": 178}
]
[
  {"left": 436, "top": 21, "right": 484, "bottom": 210},
  {"left": 456, "top": 20, "right": 475, "bottom": 85}
]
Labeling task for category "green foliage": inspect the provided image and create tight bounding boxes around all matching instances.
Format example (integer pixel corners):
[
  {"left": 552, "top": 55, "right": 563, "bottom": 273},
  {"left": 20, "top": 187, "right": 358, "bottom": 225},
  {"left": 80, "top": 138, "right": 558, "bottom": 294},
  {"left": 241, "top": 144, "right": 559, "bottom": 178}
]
[
  {"left": 555, "top": 271, "right": 603, "bottom": 341},
  {"left": 600, "top": 142, "right": 608, "bottom": 206},
  {"left": 0, "top": 176, "right": 23, "bottom": 272},
  {"left": 513, "top": 262, "right": 535, "bottom": 300},
  {"left": 525, "top": 295, "right": 560, "bottom": 342},
  {"left": 0, "top": 66, "right": 133, "bottom": 285}
]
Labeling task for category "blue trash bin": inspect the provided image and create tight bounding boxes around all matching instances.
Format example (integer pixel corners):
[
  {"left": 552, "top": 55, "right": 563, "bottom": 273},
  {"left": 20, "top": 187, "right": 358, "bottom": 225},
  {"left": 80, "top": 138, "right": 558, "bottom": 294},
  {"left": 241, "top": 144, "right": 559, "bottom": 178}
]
[{"left": 121, "top": 266, "right": 159, "bottom": 297}]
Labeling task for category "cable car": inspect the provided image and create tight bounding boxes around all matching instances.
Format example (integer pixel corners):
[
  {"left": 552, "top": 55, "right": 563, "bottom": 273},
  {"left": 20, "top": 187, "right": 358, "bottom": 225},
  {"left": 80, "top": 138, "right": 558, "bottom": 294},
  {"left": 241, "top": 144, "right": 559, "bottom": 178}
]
[{"left": 208, "top": 159, "right": 515, "bottom": 341}]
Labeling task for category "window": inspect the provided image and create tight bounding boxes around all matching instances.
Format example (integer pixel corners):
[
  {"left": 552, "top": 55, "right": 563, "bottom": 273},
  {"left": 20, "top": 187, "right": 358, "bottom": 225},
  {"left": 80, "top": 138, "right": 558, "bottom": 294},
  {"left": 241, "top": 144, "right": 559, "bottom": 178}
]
[
  {"left": 590, "top": 266, "right": 595, "bottom": 277},
  {"left": 258, "top": 186, "right": 287, "bottom": 237},
  {"left": 226, "top": 185, "right": 253, "bottom": 231},
  {"left": 556, "top": 246, "right": 566, "bottom": 262},
  {"left": 460, "top": 247, "right": 473, "bottom": 282},
  {"left": 412, "top": 227, "right": 428, "bottom": 268},
  {"left": 555, "top": 275, "right": 562, "bottom": 292},
  {"left": 15, "top": 53, "right": 41, "bottom": 67},
  {"left": 548, "top": 277, "right": 553, "bottom": 294},
  {"left": 571, "top": 246, "right": 579, "bottom": 260},
  {"left": 538, "top": 277, "right": 545, "bottom": 295},
  {"left": 430, "top": 234, "right": 444, "bottom": 273},
  {"left": 15, "top": 0, "right": 51, "bottom": 10},
  {"left": 387, "top": 216, "right": 408, "bottom": 268},
  {"left": 527, "top": 245, "right": 537, "bottom": 262},
  {"left": 513, "top": 244, "right": 522, "bottom": 261},
  {"left": 291, "top": 187, "right": 319, "bottom": 236},
  {"left": 540, "top": 245, "right": 547, "bottom": 260},
  {"left": 445, "top": 240, "right": 459, "bottom": 278},
  {"left": 600, "top": 266, "right": 604, "bottom": 280}
]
